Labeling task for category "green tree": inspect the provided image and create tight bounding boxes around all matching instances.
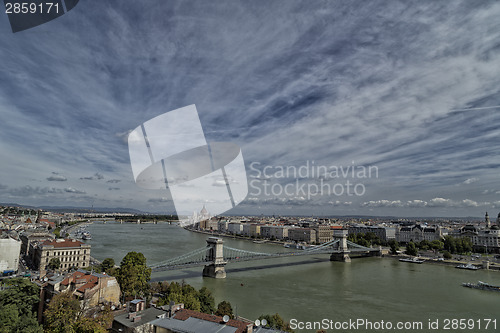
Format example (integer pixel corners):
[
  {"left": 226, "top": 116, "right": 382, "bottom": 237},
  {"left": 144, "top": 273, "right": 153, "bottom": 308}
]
[
  {"left": 259, "top": 313, "right": 294, "bottom": 332},
  {"left": 405, "top": 241, "right": 418, "bottom": 256},
  {"left": 443, "top": 251, "right": 452, "bottom": 259},
  {"left": 116, "top": 252, "right": 152, "bottom": 298},
  {"left": 198, "top": 287, "right": 216, "bottom": 314},
  {"left": 0, "top": 278, "right": 42, "bottom": 333},
  {"left": 388, "top": 239, "right": 399, "bottom": 254},
  {"left": 53, "top": 227, "right": 61, "bottom": 238},
  {"left": 48, "top": 258, "right": 61, "bottom": 270},
  {"left": 100, "top": 258, "right": 115, "bottom": 274},
  {"left": 44, "top": 292, "right": 81, "bottom": 333},
  {"left": 215, "top": 301, "right": 234, "bottom": 319},
  {"left": 443, "top": 236, "right": 457, "bottom": 254},
  {"left": 44, "top": 292, "right": 112, "bottom": 333},
  {"left": 430, "top": 240, "right": 444, "bottom": 251}
]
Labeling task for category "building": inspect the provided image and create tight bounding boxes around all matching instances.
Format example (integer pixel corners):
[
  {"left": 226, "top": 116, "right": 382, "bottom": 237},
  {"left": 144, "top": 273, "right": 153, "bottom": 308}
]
[
  {"left": 218, "top": 220, "right": 229, "bottom": 233},
  {"left": 260, "top": 225, "right": 289, "bottom": 240},
  {"left": 459, "top": 214, "right": 500, "bottom": 253},
  {"left": 59, "top": 270, "right": 121, "bottom": 307},
  {"left": 20, "top": 230, "right": 55, "bottom": 256},
  {"left": 112, "top": 299, "right": 167, "bottom": 333},
  {"left": 396, "top": 225, "right": 442, "bottom": 243},
  {"left": 151, "top": 308, "right": 257, "bottom": 333},
  {"left": 313, "top": 225, "right": 334, "bottom": 244},
  {"left": 288, "top": 228, "right": 316, "bottom": 243},
  {"left": 34, "top": 238, "right": 91, "bottom": 274},
  {"left": 227, "top": 222, "right": 243, "bottom": 235},
  {"left": 349, "top": 225, "right": 396, "bottom": 242},
  {"left": 241, "top": 223, "right": 261, "bottom": 238},
  {"left": 0, "top": 232, "right": 21, "bottom": 275}
]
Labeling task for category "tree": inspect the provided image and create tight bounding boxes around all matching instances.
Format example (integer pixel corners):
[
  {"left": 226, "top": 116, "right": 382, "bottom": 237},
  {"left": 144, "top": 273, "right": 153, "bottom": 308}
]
[
  {"left": 44, "top": 292, "right": 112, "bottom": 333},
  {"left": 100, "top": 258, "right": 115, "bottom": 274},
  {"left": 116, "top": 252, "right": 152, "bottom": 298},
  {"left": 430, "top": 240, "right": 444, "bottom": 251},
  {"left": 44, "top": 292, "right": 81, "bottom": 333},
  {"left": 405, "top": 241, "right": 418, "bottom": 256},
  {"left": 259, "top": 313, "right": 294, "bottom": 332},
  {"left": 215, "top": 301, "right": 234, "bottom": 319},
  {"left": 198, "top": 287, "right": 215, "bottom": 314},
  {"left": 388, "top": 239, "right": 399, "bottom": 254},
  {"left": 0, "top": 278, "right": 42, "bottom": 333},
  {"left": 48, "top": 258, "right": 61, "bottom": 270},
  {"left": 443, "top": 251, "right": 452, "bottom": 259}
]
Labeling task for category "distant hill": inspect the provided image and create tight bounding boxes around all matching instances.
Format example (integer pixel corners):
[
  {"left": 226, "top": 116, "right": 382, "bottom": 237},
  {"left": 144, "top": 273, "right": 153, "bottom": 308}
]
[{"left": 0, "top": 203, "right": 154, "bottom": 214}]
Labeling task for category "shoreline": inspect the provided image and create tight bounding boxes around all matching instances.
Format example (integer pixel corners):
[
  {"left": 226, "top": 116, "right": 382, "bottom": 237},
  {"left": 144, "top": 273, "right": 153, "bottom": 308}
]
[{"left": 183, "top": 226, "right": 500, "bottom": 272}]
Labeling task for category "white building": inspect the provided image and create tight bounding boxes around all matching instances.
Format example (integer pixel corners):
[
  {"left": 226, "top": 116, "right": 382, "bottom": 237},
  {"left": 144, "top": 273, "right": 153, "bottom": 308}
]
[{"left": 0, "top": 234, "right": 21, "bottom": 274}]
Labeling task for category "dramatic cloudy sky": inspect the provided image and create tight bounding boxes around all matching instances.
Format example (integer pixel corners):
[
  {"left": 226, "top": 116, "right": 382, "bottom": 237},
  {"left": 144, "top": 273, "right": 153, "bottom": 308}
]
[{"left": 1, "top": 0, "right": 500, "bottom": 217}]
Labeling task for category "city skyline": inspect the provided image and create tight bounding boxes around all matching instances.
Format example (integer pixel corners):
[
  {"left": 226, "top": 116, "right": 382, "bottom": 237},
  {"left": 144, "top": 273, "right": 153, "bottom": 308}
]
[{"left": 1, "top": 1, "right": 500, "bottom": 217}]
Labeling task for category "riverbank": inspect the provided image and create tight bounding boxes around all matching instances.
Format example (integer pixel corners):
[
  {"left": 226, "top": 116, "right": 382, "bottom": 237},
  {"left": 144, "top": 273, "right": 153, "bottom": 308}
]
[
  {"left": 387, "top": 253, "right": 500, "bottom": 271},
  {"left": 183, "top": 226, "right": 288, "bottom": 246},
  {"left": 184, "top": 226, "right": 500, "bottom": 272}
]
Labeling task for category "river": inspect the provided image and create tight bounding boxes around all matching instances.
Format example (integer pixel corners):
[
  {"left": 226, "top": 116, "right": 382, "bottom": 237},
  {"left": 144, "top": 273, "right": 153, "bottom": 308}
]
[{"left": 85, "top": 221, "right": 499, "bottom": 332}]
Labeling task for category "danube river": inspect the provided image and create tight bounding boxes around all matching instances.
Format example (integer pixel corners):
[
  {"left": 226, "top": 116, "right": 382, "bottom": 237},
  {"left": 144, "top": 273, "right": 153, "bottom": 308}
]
[{"left": 86, "top": 222, "right": 499, "bottom": 332}]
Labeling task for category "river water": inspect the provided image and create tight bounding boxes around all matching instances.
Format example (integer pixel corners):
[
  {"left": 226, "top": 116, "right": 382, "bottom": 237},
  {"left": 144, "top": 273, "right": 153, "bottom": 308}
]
[{"left": 85, "top": 222, "right": 499, "bottom": 332}]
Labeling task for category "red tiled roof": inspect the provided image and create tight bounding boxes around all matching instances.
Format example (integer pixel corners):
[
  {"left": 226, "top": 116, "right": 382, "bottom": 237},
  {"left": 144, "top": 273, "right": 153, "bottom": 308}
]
[
  {"left": 76, "top": 281, "right": 97, "bottom": 293},
  {"left": 173, "top": 309, "right": 249, "bottom": 333},
  {"left": 42, "top": 239, "right": 84, "bottom": 248}
]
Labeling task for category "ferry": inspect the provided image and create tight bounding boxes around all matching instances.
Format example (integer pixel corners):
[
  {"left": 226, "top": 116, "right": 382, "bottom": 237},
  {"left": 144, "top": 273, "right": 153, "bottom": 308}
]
[
  {"left": 399, "top": 257, "right": 425, "bottom": 264},
  {"left": 462, "top": 281, "right": 500, "bottom": 292},
  {"left": 456, "top": 263, "right": 479, "bottom": 270}
]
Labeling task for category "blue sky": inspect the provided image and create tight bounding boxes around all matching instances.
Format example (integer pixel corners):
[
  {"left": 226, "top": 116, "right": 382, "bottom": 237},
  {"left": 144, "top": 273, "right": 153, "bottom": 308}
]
[{"left": 1, "top": 1, "right": 500, "bottom": 217}]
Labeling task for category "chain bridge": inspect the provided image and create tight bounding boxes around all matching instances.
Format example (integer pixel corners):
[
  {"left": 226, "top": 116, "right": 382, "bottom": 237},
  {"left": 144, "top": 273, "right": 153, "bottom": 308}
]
[{"left": 150, "top": 230, "right": 382, "bottom": 278}]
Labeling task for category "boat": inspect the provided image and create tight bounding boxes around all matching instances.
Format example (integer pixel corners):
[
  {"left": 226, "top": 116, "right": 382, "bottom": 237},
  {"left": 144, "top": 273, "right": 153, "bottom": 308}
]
[
  {"left": 399, "top": 257, "right": 425, "bottom": 264},
  {"left": 456, "top": 263, "right": 479, "bottom": 270},
  {"left": 82, "top": 231, "right": 92, "bottom": 240},
  {"left": 462, "top": 281, "right": 500, "bottom": 292}
]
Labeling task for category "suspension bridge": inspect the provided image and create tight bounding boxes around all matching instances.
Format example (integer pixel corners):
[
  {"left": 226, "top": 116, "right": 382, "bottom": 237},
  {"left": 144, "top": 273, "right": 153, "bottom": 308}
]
[{"left": 149, "top": 230, "right": 382, "bottom": 278}]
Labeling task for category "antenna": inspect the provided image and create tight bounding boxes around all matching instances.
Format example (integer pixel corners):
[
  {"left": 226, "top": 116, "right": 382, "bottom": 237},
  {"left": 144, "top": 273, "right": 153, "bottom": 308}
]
[{"left": 223, "top": 315, "right": 230, "bottom": 323}]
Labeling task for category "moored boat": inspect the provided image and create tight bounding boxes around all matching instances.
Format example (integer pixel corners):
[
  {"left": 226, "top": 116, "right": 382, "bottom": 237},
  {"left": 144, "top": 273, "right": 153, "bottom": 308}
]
[
  {"left": 462, "top": 281, "right": 500, "bottom": 292},
  {"left": 399, "top": 257, "right": 425, "bottom": 264},
  {"left": 456, "top": 263, "right": 479, "bottom": 270}
]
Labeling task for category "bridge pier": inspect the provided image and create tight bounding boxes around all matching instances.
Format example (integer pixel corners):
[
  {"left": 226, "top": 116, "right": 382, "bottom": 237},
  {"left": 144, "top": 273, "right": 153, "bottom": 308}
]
[
  {"left": 330, "top": 229, "right": 351, "bottom": 262},
  {"left": 202, "top": 237, "right": 227, "bottom": 279}
]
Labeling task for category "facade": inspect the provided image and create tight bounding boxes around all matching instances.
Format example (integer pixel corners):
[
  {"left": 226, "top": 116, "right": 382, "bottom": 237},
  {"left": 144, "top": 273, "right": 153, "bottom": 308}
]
[
  {"left": 260, "top": 225, "right": 289, "bottom": 240},
  {"left": 288, "top": 228, "right": 316, "bottom": 243},
  {"left": 20, "top": 230, "right": 55, "bottom": 256},
  {"left": 459, "top": 217, "right": 500, "bottom": 253},
  {"left": 396, "top": 225, "right": 442, "bottom": 243},
  {"left": 34, "top": 238, "right": 91, "bottom": 274},
  {"left": 218, "top": 220, "right": 229, "bottom": 233},
  {"left": 313, "top": 225, "right": 334, "bottom": 244},
  {"left": 227, "top": 222, "right": 243, "bottom": 235},
  {"left": 349, "top": 225, "right": 396, "bottom": 242},
  {"left": 0, "top": 233, "right": 21, "bottom": 274},
  {"left": 59, "top": 270, "right": 121, "bottom": 307}
]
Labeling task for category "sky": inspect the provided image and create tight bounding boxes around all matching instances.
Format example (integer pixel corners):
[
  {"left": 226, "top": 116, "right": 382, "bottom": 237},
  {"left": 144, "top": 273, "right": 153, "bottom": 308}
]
[{"left": 1, "top": 0, "right": 500, "bottom": 217}]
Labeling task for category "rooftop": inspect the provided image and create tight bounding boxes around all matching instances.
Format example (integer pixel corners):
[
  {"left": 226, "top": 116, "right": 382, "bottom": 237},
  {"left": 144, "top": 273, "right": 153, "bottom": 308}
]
[{"left": 42, "top": 238, "right": 85, "bottom": 248}]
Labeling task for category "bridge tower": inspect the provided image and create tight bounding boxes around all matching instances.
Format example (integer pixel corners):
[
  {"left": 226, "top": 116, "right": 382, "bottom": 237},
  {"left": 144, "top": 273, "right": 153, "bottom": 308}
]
[
  {"left": 202, "top": 237, "right": 227, "bottom": 278},
  {"left": 330, "top": 229, "right": 351, "bottom": 262}
]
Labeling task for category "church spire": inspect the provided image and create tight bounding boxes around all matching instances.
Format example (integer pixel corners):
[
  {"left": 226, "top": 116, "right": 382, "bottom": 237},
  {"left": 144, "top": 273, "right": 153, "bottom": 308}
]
[{"left": 486, "top": 212, "right": 491, "bottom": 228}]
